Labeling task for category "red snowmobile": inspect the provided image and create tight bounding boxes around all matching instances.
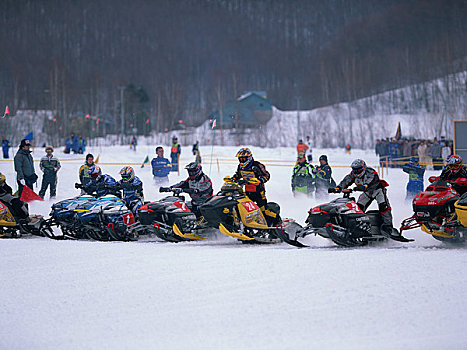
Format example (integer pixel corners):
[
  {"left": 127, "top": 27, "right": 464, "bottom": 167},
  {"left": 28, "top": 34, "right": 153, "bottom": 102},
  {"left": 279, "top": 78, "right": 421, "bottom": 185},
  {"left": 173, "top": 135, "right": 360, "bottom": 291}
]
[{"left": 400, "top": 176, "right": 467, "bottom": 243}]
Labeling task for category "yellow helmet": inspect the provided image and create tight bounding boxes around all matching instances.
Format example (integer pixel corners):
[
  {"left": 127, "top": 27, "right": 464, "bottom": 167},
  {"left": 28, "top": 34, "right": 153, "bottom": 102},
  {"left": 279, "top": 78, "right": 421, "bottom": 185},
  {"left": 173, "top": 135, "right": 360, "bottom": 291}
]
[
  {"left": 236, "top": 148, "right": 253, "bottom": 169},
  {"left": 0, "top": 172, "right": 5, "bottom": 184}
]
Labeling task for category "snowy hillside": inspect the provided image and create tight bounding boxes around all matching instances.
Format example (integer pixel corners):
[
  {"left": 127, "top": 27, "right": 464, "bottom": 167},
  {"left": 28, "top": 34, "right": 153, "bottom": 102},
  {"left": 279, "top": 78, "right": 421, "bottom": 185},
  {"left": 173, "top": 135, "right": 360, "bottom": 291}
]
[{"left": 1, "top": 145, "right": 466, "bottom": 350}]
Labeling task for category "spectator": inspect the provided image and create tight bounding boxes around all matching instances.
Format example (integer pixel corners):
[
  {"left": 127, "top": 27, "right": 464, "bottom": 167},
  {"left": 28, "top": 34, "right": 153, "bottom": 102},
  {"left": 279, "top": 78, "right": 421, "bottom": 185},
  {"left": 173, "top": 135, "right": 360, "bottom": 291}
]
[
  {"left": 2, "top": 136, "right": 11, "bottom": 159},
  {"left": 78, "top": 135, "right": 86, "bottom": 154},
  {"left": 14, "top": 139, "right": 38, "bottom": 196},
  {"left": 430, "top": 139, "right": 442, "bottom": 170},
  {"left": 417, "top": 140, "right": 429, "bottom": 167},
  {"left": 296, "top": 139, "right": 309, "bottom": 157},
  {"left": 39, "top": 146, "right": 61, "bottom": 199},
  {"left": 305, "top": 135, "right": 313, "bottom": 162},
  {"left": 170, "top": 137, "right": 181, "bottom": 172},
  {"left": 402, "top": 157, "right": 425, "bottom": 200},
  {"left": 291, "top": 152, "right": 315, "bottom": 197},
  {"left": 130, "top": 136, "right": 137, "bottom": 151},
  {"left": 192, "top": 140, "right": 201, "bottom": 164},
  {"left": 313, "top": 154, "right": 335, "bottom": 199},
  {"left": 152, "top": 146, "right": 171, "bottom": 187}
]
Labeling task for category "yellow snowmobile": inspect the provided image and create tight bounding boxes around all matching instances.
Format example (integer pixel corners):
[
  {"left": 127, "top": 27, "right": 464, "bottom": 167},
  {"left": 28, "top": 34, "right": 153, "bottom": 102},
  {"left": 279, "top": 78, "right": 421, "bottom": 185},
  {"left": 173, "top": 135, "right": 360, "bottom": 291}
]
[
  {"left": 0, "top": 196, "right": 52, "bottom": 238},
  {"left": 199, "top": 177, "right": 305, "bottom": 247}
]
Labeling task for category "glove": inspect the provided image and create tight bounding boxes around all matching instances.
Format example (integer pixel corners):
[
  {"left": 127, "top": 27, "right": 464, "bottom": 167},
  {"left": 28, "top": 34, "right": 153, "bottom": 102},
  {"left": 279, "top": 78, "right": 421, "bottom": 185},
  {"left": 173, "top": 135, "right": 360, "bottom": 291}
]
[
  {"left": 19, "top": 179, "right": 26, "bottom": 186},
  {"left": 328, "top": 186, "right": 341, "bottom": 193},
  {"left": 173, "top": 188, "right": 183, "bottom": 195},
  {"left": 354, "top": 184, "right": 367, "bottom": 192},
  {"left": 74, "top": 183, "right": 83, "bottom": 189},
  {"left": 247, "top": 178, "right": 261, "bottom": 185},
  {"left": 237, "top": 179, "right": 247, "bottom": 186},
  {"left": 159, "top": 187, "right": 170, "bottom": 192}
]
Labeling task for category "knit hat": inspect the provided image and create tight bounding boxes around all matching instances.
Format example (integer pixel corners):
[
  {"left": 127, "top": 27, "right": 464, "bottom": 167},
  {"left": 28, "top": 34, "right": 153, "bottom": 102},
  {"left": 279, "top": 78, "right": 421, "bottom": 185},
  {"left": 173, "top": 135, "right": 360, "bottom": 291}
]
[
  {"left": 20, "top": 139, "right": 31, "bottom": 148},
  {"left": 319, "top": 155, "right": 328, "bottom": 162},
  {"left": 45, "top": 146, "right": 54, "bottom": 152}
]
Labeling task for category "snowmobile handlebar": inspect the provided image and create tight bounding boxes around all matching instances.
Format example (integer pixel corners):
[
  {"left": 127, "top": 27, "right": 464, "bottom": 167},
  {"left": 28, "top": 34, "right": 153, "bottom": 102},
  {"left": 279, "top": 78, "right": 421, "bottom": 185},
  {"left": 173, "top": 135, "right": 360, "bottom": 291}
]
[
  {"left": 428, "top": 176, "right": 467, "bottom": 186},
  {"left": 159, "top": 187, "right": 196, "bottom": 195}
]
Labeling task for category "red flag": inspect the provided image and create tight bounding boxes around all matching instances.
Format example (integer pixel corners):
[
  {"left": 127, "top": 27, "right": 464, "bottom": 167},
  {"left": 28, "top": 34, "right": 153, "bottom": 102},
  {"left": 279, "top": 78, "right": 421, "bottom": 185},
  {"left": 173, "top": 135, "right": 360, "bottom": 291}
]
[
  {"left": 212, "top": 119, "right": 217, "bottom": 129},
  {"left": 20, "top": 185, "right": 44, "bottom": 203},
  {"left": 2, "top": 105, "right": 9, "bottom": 118}
]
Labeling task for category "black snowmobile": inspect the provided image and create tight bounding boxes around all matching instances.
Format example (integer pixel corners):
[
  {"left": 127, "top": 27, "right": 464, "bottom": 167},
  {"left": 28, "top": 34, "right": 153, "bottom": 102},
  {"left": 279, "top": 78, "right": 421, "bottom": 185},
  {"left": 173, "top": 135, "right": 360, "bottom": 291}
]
[
  {"left": 297, "top": 188, "right": 412, "bottom": 247},
  {"left": 136, "top": 187, "right": 208, "bottom": 242}
]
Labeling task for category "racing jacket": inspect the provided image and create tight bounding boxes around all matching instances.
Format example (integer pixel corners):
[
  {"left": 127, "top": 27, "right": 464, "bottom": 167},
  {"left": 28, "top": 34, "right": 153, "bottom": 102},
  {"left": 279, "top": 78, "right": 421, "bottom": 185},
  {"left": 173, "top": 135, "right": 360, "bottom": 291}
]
[{"left": 172, "top": 173, "right": 213, "bottom": 206}]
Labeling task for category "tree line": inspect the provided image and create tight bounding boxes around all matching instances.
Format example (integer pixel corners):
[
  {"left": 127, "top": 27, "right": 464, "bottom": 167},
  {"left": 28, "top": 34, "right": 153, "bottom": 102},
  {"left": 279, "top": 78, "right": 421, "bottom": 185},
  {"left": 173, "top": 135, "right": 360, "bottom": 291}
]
[{"left": 0, "top": 0, "right": 465, "bottom": 140}]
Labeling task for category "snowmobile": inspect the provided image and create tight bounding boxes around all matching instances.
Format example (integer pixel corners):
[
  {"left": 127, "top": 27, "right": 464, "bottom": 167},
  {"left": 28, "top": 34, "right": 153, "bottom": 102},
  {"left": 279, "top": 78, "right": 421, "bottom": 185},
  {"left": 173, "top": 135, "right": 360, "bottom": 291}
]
[
  {"left": 48, "top": 195, "right": 98, "bottom": 239},
  {"left": 0, "top": 193, "right": 52, "bottom": 238},
  {"left": 400, "top": 176, "right": 467, "bottom": 243},
  {"left": 72, "top": 194, "right": 139, "bottom": 241},
  {"left": 136, "top": 187, "right": 207, "bottom": 242},
  {"left": 199, "top": 177, "right": 305, "bottom": 247},
  {"left": 297, "top": 188, "right": 413, "bottom": 247},
  {"left": 47, "top": 194, "right": 139, "bottom": 241}
]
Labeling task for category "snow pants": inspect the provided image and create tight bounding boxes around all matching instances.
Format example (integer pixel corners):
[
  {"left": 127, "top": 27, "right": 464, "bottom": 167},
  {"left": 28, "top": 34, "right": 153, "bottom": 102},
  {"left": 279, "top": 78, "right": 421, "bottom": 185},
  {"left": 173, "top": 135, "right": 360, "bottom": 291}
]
[
  {"left": 39, "top": 175, "right": 57, "bottom": 198},
  {"left": 356, "top": 187, "right": 393, "bottom": 227}
]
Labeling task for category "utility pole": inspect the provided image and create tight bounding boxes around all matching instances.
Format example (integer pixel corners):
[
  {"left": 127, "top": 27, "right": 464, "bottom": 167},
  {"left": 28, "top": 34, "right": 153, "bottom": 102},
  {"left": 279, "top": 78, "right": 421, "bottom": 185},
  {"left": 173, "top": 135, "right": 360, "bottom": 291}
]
[
  {"left": 296, "top": 96, "right": 301, "bottom": 142},
  {"left": 119, "top": 86, "right": 125, "bottom": 145}
]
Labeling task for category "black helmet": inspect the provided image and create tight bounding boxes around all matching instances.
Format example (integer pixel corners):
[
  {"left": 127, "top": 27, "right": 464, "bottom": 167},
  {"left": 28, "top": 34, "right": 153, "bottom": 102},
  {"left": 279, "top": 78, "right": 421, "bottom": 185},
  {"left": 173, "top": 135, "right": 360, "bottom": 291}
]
[
  {"left": 185, "top": 162, "right": 202, "bottom": 179},
  {"left": 319, "top": 155, "right": 328, "bottom": 162},
  {"left": 351, "top": 159, "right": 366, "bottom": 177}
]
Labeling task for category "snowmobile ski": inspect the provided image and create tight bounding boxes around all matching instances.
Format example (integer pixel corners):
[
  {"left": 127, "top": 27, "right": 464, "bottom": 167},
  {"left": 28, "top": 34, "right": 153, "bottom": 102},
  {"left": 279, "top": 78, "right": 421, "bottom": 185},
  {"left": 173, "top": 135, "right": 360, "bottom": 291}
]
[
  {"left": 172, "top": 223, "right": 206, "bottom": 240},
  {"left": 271, "top": 226, "right": 308, "bottom": 248},
  {"left": 218, "top": 223, "right": 255, "bottom": 241}
]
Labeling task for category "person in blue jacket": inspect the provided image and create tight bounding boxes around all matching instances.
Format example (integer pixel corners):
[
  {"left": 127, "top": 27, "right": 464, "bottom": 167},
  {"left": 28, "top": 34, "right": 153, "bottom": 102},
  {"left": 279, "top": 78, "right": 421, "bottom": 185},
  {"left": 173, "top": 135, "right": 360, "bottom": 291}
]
[
  {"left": 74, "top": 165, "right": 120, "bottom": 197},
  {"left": 64, "top": 137, "right": 72, "bottom": 154},
  {"left": 71, "top": 133, "right": 79, "bottom": 154},
  {"left": 118, "top": 166, "right": 144, "bottom": 213},
  {"left": 2, "top": 136, "right": 11, "bottom": 159},
  {"left": 151, "top": 146, "right": 171, "bottom": 187},
  {"left": 402, "top": 157, "right": 425, "bottom": 200}
]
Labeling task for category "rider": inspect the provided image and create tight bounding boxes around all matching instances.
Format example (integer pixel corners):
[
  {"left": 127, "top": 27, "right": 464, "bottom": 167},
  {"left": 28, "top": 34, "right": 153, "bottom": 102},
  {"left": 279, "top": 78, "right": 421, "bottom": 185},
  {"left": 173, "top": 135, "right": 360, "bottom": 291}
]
[
  {"left": 232, "top": 147, "right": 279, "bottom": 225},
  {"left": 440, "top": 155, "right": 467, "bottom": 195},
  {"left": 169, "top": 162, "right": 213, "bottom": 218},
  {"left": 331, "top": 159, "right": 398, "bottom": 237},
  {"left": 75, "top": 165, "right": 120, "bottom": 197},
  {"left": 118, "top": 166, "right": 144, "bottom": 213}
]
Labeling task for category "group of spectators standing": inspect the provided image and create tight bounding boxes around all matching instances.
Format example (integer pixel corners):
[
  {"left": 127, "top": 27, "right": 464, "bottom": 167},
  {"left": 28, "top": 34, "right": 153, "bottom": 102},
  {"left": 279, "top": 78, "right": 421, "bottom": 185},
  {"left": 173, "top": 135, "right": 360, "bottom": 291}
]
[
  {"left": 375, "top": 137, "right": 452, "bottom": 170},
  {"left": 64, "top": 133, "right": 87, "bottom": 154},
  {"left": 292, "top": 139, "right": 336, "bottom": 199}
]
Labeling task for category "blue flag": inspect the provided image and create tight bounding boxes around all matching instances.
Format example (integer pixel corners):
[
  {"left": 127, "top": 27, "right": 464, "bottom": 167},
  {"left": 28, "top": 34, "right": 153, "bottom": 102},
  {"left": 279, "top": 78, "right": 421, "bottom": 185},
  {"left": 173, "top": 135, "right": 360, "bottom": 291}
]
[{"left": 24, "top": 132, "right": 34, "bottom": 141}]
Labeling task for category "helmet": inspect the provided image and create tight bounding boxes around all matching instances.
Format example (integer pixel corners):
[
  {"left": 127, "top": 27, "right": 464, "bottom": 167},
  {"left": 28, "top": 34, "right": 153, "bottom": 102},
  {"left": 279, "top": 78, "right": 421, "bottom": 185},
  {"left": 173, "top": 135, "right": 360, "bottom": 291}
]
[
  {"left": 45, "top": 146, "right": 54, "bottom": 152},
  {"left": 236, "top": 147, "right": 253, "bottom": 169},
  {"left": 351, "top": 159, "right": 367, "bottom": 177},
  {"left": 297, "top": 152, "right": 306, "bottom": 159},
  {"left": 185, "top": 162, "right": 202, "bottom": 179},
  {"left": 447, "top": 155, "right": 463, "bottom": 172},
  {"left": 87, "top": 165, "right": 102, "bottom": 180},
  {"left": 120, "top": 166, "right": 135, "bottom": 182},
  {"left": 319, "top": 155, "right": 328, "bottom": 162},
  {"left": 409, "top": 156, "right": 419, "bottom": 164},
  {"left": 0, "top": 172, "right": 5, "bottom": 184}
]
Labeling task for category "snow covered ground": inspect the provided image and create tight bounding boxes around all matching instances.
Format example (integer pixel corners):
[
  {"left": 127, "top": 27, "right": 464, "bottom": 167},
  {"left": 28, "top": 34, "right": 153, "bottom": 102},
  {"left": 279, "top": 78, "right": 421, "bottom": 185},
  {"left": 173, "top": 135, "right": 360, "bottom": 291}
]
[{"left": 1, "top": 144, "right": 466, "bottom": 350}]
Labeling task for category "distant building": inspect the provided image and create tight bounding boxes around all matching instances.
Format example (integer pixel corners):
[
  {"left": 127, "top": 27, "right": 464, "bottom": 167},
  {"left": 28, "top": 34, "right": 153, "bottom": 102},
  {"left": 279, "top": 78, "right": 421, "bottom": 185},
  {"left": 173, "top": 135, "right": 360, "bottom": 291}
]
[{"left": 208, "top": 91, "right": 273, "bottom": 129}]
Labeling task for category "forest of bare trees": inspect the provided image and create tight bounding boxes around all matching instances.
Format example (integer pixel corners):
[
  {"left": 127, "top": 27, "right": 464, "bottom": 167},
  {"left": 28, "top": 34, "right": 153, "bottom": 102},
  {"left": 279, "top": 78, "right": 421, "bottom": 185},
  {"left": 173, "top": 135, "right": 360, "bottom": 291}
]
[{"left": 0, "top": 0, "right": 466, "bottom": 140}]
